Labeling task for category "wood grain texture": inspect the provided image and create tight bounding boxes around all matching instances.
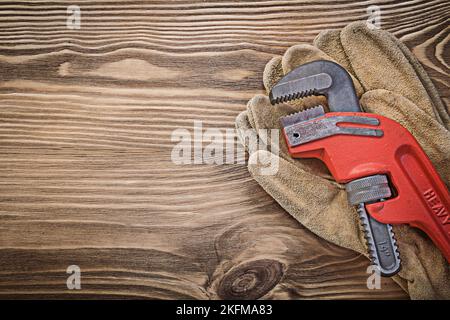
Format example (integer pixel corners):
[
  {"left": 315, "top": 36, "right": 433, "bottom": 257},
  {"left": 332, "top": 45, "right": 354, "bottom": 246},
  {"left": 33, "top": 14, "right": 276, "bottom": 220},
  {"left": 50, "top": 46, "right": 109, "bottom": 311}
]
[{"left": 0, "top": 0, "right": 448, "bottom": 299}]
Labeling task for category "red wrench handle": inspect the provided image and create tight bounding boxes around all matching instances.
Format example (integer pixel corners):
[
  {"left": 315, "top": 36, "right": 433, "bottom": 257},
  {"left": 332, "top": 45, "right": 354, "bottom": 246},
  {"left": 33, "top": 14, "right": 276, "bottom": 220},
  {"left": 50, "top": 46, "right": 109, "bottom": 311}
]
[{"left": 285, "top": 112, "right": 450, "bottom": 262}]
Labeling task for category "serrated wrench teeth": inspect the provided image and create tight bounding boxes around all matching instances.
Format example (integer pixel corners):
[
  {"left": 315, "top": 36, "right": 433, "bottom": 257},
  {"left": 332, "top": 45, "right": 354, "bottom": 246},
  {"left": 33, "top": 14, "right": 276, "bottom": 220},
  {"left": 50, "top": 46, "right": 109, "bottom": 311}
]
[
  {"left": 280, "top": 105, "right": 325, "bottom": 127},
  {"left": 357, "top": 204, "right": 401, "bottom": 277},
  {"left": 269, "top": 73, "right": 332, "bottom": 105}
]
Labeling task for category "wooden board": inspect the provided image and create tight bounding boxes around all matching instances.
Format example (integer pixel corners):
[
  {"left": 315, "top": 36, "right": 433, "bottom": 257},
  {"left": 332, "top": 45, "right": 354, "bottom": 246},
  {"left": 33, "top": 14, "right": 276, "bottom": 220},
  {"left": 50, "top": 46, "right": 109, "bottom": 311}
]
[{"left": 0, "top": 0, "right": 448, "bottom": 299}]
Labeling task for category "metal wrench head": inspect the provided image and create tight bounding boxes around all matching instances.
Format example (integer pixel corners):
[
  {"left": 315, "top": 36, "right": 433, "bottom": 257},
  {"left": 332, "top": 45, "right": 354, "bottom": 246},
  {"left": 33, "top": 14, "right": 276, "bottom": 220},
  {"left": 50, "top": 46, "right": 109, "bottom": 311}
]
[{"left": 269, "top": 60, "right": 361, "bottom": 112}]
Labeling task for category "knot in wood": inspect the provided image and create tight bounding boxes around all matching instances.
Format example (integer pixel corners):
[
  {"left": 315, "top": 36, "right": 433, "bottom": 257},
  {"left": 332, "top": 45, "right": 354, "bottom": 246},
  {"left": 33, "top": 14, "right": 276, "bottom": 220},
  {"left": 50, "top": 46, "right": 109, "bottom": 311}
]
[{"left": 217, "top": 259, "right": 284, "bottom": 300}]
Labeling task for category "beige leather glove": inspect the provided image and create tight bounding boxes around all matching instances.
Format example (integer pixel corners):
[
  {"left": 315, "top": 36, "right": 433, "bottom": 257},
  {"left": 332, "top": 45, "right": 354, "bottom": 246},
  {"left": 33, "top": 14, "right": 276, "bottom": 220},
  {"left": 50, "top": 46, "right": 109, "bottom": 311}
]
[{"left": 235, "top": 22, "right": 450, "bottom": 299}]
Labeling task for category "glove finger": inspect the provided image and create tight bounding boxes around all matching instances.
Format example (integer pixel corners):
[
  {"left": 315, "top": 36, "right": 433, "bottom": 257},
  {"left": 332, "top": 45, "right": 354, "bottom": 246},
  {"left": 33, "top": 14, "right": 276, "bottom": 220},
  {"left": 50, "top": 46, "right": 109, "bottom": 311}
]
[
  {"left": 281, "top": 43, "right": 365, "bottom": 97},
  {"left": 386, "top": 33, "right": 449, "bottom": 129},
  {"left": 361, "top": 89, "right": 450, "bottom": 185},
  {"left": 248, "top": 150, "right": 367, "bottom": 255},
  {"left": 236, "top": 109, "right": 277, "bottom": 158},
  {"left": 340, "top": 22, "right": 446, "bottom": 126},
  {"left": 235, "top": 110, "right": 257, "bottom": 153},
  {"left": 246, "top": 94, "right": 332, "bottom": 179},
  {"left": 263, "top": 56, "right": 283, "bottom": 93},
  {"left": 246, "top": 94, "right": 299, "bottom": 132},
  {"left": 313, "top": 29, "right": 357, "bottom": 77}
]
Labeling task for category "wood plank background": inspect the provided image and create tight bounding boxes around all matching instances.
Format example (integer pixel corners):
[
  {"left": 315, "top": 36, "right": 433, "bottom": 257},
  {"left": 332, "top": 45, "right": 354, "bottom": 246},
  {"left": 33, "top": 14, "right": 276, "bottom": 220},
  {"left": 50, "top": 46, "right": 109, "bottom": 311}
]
[{"left": 0, "top": 0, "right": 448, "bottom": 299}]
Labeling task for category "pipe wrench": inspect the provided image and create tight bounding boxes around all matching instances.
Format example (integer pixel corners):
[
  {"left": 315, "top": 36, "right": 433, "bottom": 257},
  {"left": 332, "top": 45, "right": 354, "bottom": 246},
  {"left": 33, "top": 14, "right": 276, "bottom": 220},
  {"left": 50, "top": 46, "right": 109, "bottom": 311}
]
[{"left": 270, "top": 60, "right": 450, "bottom": 276}]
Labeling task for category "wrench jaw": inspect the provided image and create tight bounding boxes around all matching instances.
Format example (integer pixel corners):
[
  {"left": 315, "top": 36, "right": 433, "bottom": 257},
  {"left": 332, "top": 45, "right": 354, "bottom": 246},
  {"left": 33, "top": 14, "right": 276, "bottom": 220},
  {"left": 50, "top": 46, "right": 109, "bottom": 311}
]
[
  {"left": 281, "top": 108, "right": 383, "bottom": 148},
  {"left": 269, "top": 60, "right": 360, "bottom": 112},
  {"left": 279, "top": 105, "right": 325, "bottom": 127},
  {"left": 269, "top": 72, "right": 332, "bottom": 105},
  {"left": 269, "top": 88, "right": 316, "bottom": 105}
]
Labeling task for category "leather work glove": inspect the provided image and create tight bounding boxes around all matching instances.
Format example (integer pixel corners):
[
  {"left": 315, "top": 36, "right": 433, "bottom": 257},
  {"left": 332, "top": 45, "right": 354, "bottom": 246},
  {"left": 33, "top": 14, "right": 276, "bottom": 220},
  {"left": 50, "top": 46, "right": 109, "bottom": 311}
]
[{"left": 235, "top": 22, "right": 450, "bottom": 299}]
